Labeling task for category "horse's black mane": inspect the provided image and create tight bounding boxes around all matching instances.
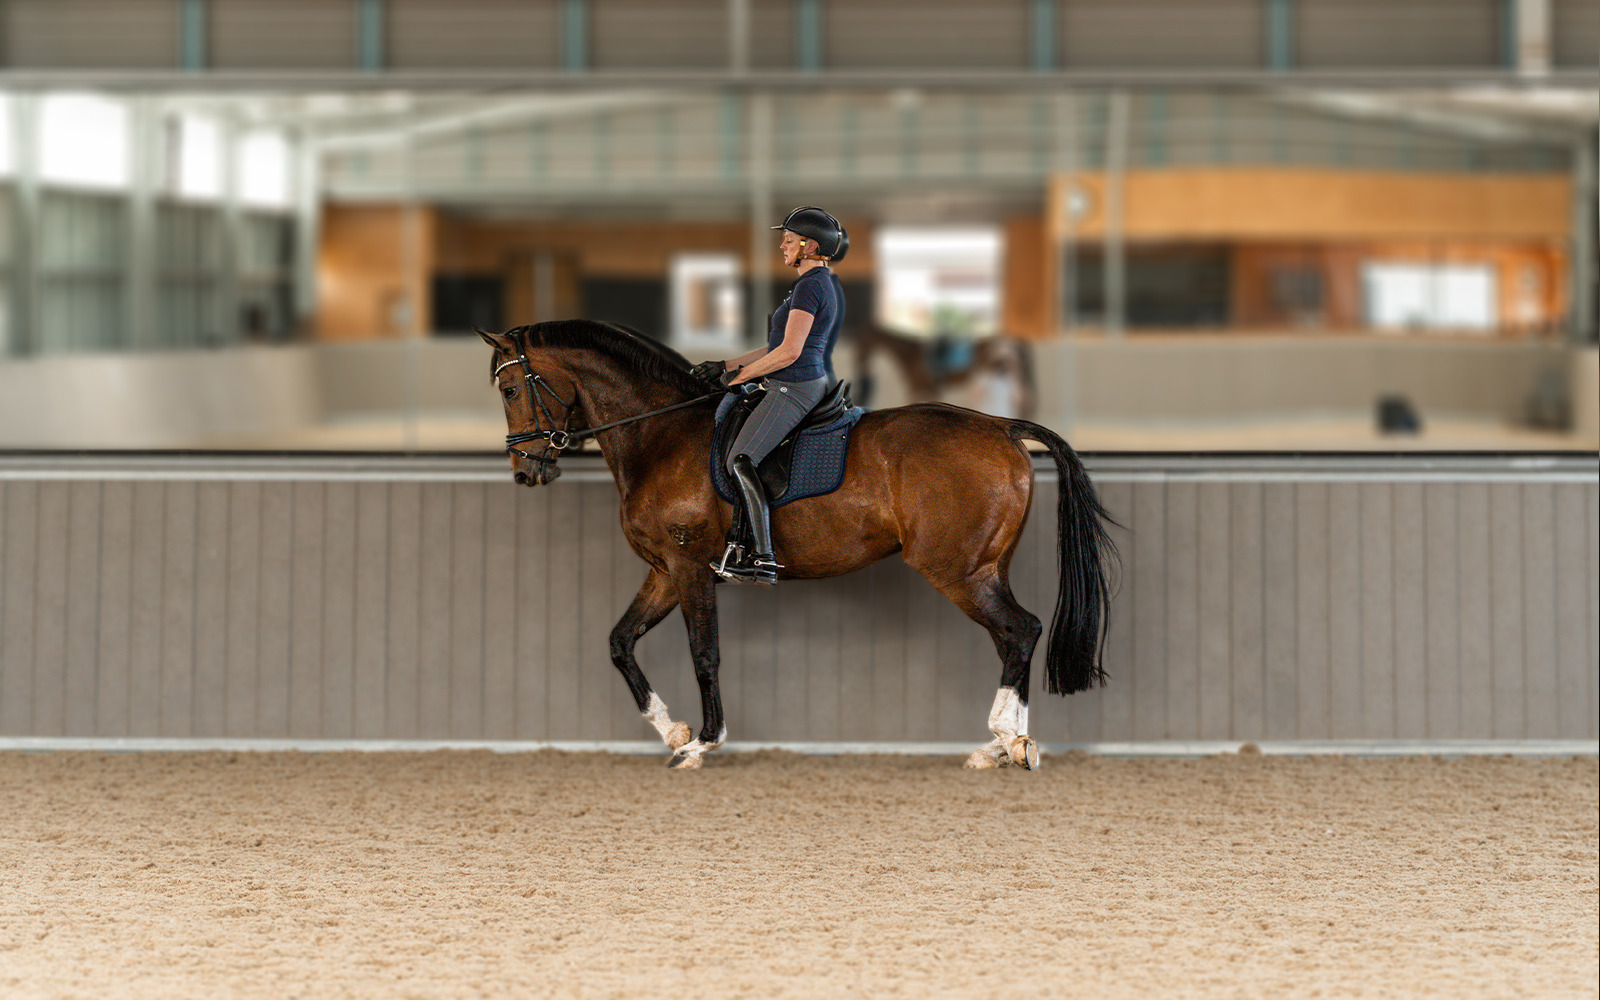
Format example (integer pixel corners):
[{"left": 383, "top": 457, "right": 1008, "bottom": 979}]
[{"left": 500, "top": 320, "right": 711, "bottom": 398}]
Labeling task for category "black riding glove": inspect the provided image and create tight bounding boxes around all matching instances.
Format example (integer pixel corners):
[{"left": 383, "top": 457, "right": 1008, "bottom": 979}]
[
  {"left": 687, "top": 360, "right": 726, "bottom": 388},
  {"left": 717, "top": 368, "right": 750, "bottom": 392}
]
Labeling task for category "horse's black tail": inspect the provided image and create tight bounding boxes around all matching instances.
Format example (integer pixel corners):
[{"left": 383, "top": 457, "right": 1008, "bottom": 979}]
[{"left": 1007, "top": 420, "right": 1119, "bottom": 695}]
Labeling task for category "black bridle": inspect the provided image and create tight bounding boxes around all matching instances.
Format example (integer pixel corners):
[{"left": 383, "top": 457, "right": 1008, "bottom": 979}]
[{"left": 493, "top": 346, "right": 719, "bottom": 479}]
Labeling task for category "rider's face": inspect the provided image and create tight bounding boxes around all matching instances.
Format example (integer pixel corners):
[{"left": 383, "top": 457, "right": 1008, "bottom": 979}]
[{"left": 779, "top": 231, "right": 811, "bottom": 268}]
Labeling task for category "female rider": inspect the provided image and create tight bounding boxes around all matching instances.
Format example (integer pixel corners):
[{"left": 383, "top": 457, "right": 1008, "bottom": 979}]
[{"left": 689, "top": 206, "right": 848, "bottom": 585}]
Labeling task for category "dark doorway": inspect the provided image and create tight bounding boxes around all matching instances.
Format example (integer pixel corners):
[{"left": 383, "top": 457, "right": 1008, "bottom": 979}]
[
  {"left": 580, "top": 278, "right": 668, "bottom": 340},
  {"left": 1068, "top": 244, "right": 1231, "bottom": 328},
  {"left": 432, "top": 275, "right": 505, "bottom": 335}
]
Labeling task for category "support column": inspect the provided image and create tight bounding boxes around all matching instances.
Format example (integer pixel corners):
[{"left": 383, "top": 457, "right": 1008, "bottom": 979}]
[
  {"left": 563, "top": 0, "right": 588, "bottom": 71},
  {"left": 1513, "top": 0, "right": 1550, "bottom": 75},
  {"left": 728, "top": 0, "right": 749, "bottom": 74},
  {"left": 747, "top": 92, "right": 774, "bottom": 350},
  {"left": 1031, "top": 0, "right": 1055, "bottom": 70},
  {"left": 357, "top": 0, "right": 385, "bottom": 71},
  {"left": 796, "top": 0, "right": 821, "bottom": 71},
  {"left": 1571, "top": 134, "right": 1596, "bottom": 343},
  {"left": 1266, "top": 0, "right": 1294, "bottom": 70},
  {"left": 7, "top": 95, "right": 39, "bottom": 357},
  {"left": 180, "top": 0, "right": 207, "bottom": 70},
  {"left": 125, "top": 96, "right": 159, "bottom": 351},
  {"left": 1103, "top": 90, "right": 1129, "bottom": 340},
  {"left": 293, "top": 132, "right": 320, "bottom": 336},
  {"left": 1054, "top": 91, "right": 1080, "bottom": 435},
  {"left": 217, "top": 115, "right": 242, "bottom": 348}
]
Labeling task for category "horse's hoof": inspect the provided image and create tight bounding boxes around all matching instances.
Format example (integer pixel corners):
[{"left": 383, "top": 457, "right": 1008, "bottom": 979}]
[
  {"left": 666, "top": 722, "right": 693, "bottom": 751},
  {"left": 1008, "top": 735, "right": 1039, "bottom": 770},
  {"left": 964, "top": 749, "right": 1004, "bottom": 769},
  {"left": 668, "top": 752, "right": 702, "bottom": 770}
]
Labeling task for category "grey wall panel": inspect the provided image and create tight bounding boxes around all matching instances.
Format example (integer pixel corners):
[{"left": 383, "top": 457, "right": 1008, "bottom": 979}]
[
  {"left": 1295, "top": 483, "right": 1330, "bottom": 740},
  {"left": 825, "top": 0, "right": 1029, "bottom": 69},
  {"left": 0, "top": 482, "right": 35, "bottom": 735},
  {"left": 33, "top": 481, "right": 69, "bottom": 735},
  {"left": 1554, "top": 484, "right": 1590, "bottom": 738},
  {"left": 1060, "top": 0, "right": 1262, "bottom": 70},
  {"left": 160, "top": 482, "right": 197, "bottom": 737},
  {"left": 1326, "top": 482, "right": 1361, "bottom": 738},
  {"left": 751, "top": 0, "right": 797, "bottom": 69},
  {"left": 1455, "top": 482, "right": 1493, "bottom": 738},
  {"left": 127, "top": 481, "right": 166, "bottom": 737},
  {"left": 1196, "top": 481, "right": 1233, "bottom": 739},
  {"left": 257, "top": 482, "right": 293, "bottom": 738},
  {"left": 388, "top": 0, "right": 561, "bottom": 70},
  {"left": 1298, "top": 0, "right": 1501, "bottom": 69},
  {"left": 1, "top": 0, "right": 178, "bottom": 69},
  {"left": 1359, "top": 482, "right": 1396, "bottom": 738},
  {"left": 590, "top": 0, "right": 725, "bottom": 69},
  {"left": 0, "top": 456, "right": 1595, "bottom": 745},
  {"left": 1488, "top": 482, "right": 1525, "bottom": 738},
  {"left": 353, "top": 480, "right": 390, "bottom": 739},
  {"left": 288, "top": 482, "right": 324, "bottom": 738},
  {"left": 1521, "top": 482, "right": 1560, "bottom": 736},
  {"left": 1552, "top": 0, "right": 1600, "bottom": 68},
  {"left": 210, "top": 0, "right": 359, "bottom": 69}
]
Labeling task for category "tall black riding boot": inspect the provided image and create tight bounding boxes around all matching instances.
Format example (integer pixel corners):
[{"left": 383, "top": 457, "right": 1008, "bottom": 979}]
[{"left": 714, "top": 455, "right": 780, "bottom": 585}]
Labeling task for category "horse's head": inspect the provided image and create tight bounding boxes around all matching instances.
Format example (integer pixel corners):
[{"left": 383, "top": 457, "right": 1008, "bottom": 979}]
[{"left": 478, "top": 326, "right": 583, "bottom": 487}]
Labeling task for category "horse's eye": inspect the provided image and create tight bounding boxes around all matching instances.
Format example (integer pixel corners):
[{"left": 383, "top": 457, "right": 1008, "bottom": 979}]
[{"left": 502, "top": 385, "right": 517, "bottom": 400}]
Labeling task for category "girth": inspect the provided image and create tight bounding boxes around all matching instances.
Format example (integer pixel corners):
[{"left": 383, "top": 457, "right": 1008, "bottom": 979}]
[{"left": 715, "top": 380, "right": 852, "bottom": 501}]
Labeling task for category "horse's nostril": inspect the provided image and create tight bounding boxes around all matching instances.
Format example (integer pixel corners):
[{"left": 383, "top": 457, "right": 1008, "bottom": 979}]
[{"left": 514, "top": 472, "right": 531, "bottom": 485}]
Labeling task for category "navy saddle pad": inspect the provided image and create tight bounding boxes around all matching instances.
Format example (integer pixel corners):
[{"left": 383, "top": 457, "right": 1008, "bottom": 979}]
[{"left": 709, "top": 383, "right": 863, "bottom": 510}]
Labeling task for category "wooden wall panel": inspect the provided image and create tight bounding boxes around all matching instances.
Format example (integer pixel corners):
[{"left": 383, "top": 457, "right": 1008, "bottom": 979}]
[{"left": 0, "top": 457, "right": 1594, "bottom": 745}]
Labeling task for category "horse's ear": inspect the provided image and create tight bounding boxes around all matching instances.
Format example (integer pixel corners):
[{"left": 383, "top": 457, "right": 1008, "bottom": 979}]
[{"left": 475, "top": 326, "right": 511, "bottom": 351}]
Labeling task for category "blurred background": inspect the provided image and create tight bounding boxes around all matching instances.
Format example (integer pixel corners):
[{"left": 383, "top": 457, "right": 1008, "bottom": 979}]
[{"left": 0, "top": 0, "right": 1595, "bottom": 452}]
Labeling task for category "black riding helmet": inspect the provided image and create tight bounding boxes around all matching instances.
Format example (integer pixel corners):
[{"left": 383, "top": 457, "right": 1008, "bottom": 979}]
[{"left": 771, "top": 206, "right": 849, "bottom": 262}]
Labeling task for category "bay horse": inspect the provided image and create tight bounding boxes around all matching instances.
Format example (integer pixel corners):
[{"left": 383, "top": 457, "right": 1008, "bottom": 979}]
[{"left": 479, "top": 320, "right": 1115, "bottom": 769}]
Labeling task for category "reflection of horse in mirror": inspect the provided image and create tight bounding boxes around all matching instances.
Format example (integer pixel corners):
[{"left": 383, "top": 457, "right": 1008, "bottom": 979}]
[
  {"left": 480, "top": 320, "right": 1114, "bottom": 770},
  {"left": 853, "top": 323, "right": 1037, "bottom": 419}
]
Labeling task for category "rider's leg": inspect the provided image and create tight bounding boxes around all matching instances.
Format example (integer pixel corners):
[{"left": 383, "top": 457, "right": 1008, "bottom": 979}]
[
  {"left": 715, "top": 378, "right": 827, "bottom": 581},
  {"left": 727, "top": 454, "right": 778, "bottom": 583}
]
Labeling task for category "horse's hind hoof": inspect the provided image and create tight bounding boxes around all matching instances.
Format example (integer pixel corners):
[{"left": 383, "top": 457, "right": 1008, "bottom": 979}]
[
  {"left": 668, "top": 753, "right": 702, "bottom": 770},
  {"left": 1008, "top": 735, "right": 1040, "bottom": 770}
]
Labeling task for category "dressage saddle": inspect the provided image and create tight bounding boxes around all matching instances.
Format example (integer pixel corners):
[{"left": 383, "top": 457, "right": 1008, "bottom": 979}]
[{"left": 714, "top": 379, "right": 853, "bottom": 502}]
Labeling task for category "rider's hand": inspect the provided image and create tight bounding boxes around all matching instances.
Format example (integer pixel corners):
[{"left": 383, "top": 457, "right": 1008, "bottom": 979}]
[
  {"left": 687, "top": 360, "right": 726, "bottom": 388},
  {"left": 717, "top": 368, "right": 744, "bottom": 391}
]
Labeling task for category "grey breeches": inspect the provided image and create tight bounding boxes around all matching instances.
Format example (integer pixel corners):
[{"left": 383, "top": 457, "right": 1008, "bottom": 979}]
[{"left": 725, "top": 376, "right": 830, "bottom": 476}]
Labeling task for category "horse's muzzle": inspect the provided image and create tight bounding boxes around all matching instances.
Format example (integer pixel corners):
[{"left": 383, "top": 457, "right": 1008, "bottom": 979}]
[{"left": 510, "top": 450, "right": 562, "bottom": 487}]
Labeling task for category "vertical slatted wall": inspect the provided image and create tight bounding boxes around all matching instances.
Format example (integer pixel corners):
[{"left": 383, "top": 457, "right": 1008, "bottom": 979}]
[{"left": 0, "top": 456, "right": 1595, "bottom": 744}]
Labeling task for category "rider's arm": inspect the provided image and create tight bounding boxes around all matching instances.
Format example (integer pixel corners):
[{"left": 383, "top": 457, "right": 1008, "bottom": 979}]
[
  {"left": 725, "top": 346, "right": 768, "bottom": 369},
  {"left": 731, "top": 310, "right": 814, "bottom": 384}
]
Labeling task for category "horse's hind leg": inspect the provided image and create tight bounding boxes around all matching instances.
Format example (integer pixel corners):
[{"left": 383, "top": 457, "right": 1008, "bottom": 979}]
[
  {"left": 612, "top": 569, "right": 692, "bottom": 752},
  {"left": 929, "top": 574, "right": 1043, "bottom": 770}
]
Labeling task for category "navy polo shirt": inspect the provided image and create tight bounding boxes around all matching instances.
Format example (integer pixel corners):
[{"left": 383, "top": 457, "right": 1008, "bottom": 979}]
[{"left": 766, "top": 266, "right": 844, "bottom": 383}]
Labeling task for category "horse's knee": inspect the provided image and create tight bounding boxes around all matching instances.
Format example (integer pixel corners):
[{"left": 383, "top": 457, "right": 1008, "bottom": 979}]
[{"left": 608, "top": 626, "right": 635, "bottom": 664}]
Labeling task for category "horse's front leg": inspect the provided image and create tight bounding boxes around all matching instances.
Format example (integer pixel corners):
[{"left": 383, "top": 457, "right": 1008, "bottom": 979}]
[
  {"left": 666, "top": 567, "right": 725, "bottom": 770},
  {"left": 612, "top": 568, "right": 694, "bottom": 753}
]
